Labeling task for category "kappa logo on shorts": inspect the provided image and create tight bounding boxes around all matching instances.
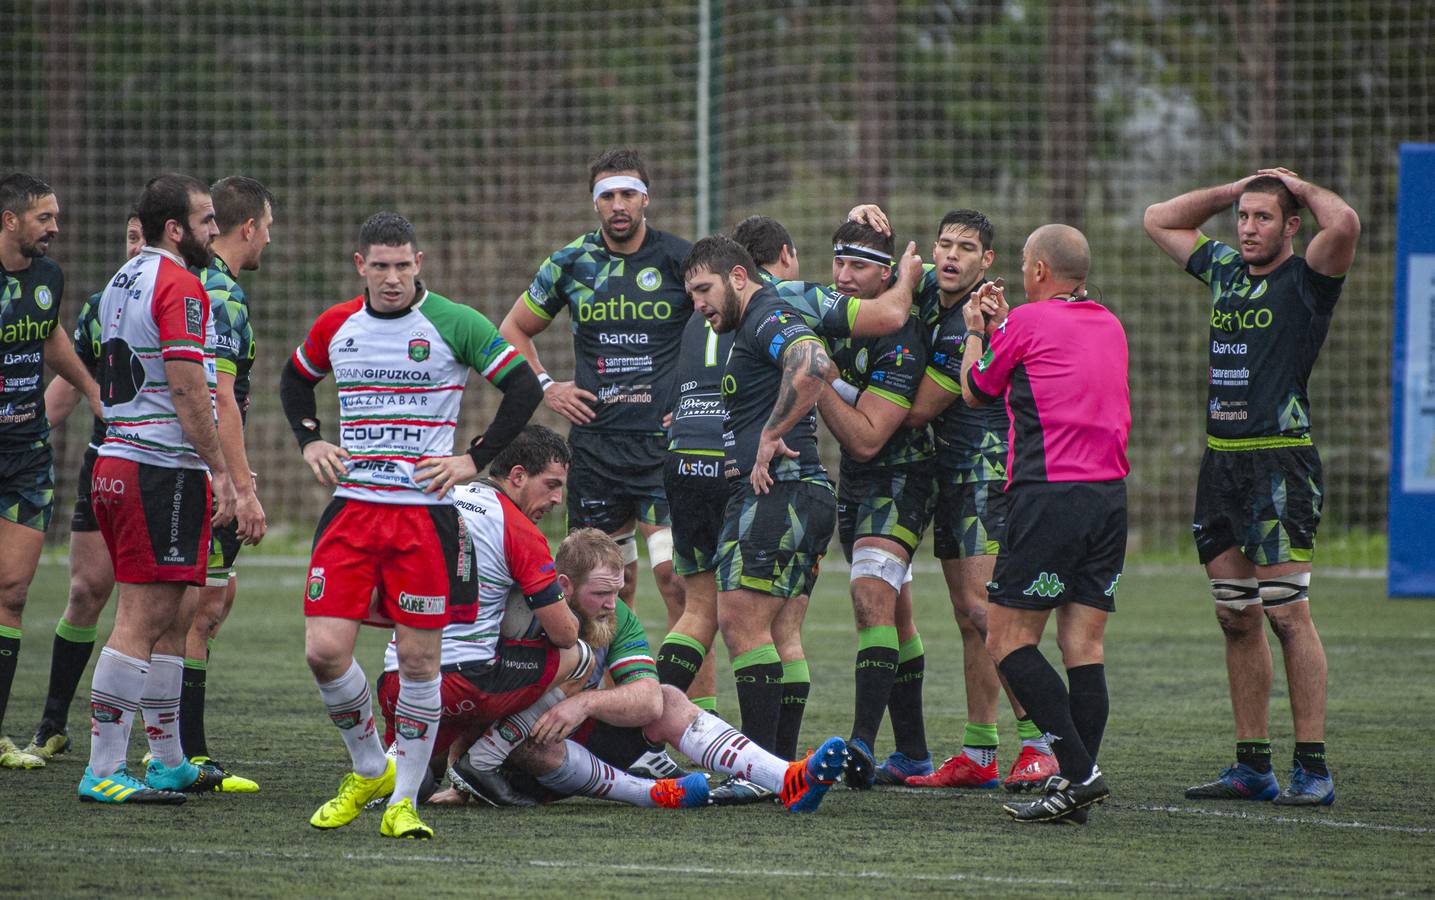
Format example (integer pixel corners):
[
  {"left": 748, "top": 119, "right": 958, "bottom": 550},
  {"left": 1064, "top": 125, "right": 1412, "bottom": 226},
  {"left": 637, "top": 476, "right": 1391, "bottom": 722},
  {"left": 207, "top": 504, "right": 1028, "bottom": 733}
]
[
  {"left": 398, "top": 592, "right": 446, "bottom": 615},
  {"left": 395, "top": 715, "right": 430, "bottom": 741},
  {"left": 408, "top": 338, "right": 431, "bottom": 362},
  {"left": 184, "top": 297, "right": 204, "bottom": 338},
  {"left": 1022, "top": 572, "right": 1066, "bottom": 598},
  {"left": 306, "top": 567, "right": 326, "bottom": 601},
  {"left": 1104, "top": 573, "right": 1122, "bottom": 598}
]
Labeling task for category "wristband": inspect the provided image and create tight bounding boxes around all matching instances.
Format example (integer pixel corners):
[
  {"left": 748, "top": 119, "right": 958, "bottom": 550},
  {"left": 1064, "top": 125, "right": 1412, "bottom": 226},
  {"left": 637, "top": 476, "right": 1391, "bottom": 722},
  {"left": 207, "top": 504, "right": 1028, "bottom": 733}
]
[
  {"left": 538, "top": 372, "right": 555, "bottom": 392},
  {"left": 831, "top": 377, "right": 861, "bottom": 406},
  {"left": 963, "top": 330, "right": 986, "bottom": 344}
]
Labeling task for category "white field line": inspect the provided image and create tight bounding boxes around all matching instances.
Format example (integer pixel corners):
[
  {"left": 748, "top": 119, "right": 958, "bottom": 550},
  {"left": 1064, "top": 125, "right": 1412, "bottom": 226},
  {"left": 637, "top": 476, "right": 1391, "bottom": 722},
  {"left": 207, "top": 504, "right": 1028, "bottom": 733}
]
[
  {"left": 5, "top": 845, "right": 1366, "bottom": 894},
  {"left": 883, "top": 785, "right": 1434, "bottom": 834}
]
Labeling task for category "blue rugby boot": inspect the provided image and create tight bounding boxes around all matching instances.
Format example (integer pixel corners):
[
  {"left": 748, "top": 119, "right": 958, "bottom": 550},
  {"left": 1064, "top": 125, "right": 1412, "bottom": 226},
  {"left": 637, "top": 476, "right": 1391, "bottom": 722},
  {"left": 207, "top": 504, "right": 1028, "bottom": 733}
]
[
  {"left": 1273, "top": 765, "right": 1335, "bottom": 807},
  {"left": 782, "top": 736, "right": 847, "bottom": 813},
  {"left": 874, "top": 751, "right": 933, "bottom": 785},
  {"left": 1184, "top": 763, "right": 1279, "bottom": 801}
]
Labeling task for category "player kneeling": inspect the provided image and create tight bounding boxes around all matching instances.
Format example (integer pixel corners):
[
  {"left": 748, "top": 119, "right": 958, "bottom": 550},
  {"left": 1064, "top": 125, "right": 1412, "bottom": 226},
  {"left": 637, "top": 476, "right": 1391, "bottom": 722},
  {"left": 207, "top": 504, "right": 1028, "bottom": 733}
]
[{"left": 442, "top": 529, "right": 847, "bottom": 813}]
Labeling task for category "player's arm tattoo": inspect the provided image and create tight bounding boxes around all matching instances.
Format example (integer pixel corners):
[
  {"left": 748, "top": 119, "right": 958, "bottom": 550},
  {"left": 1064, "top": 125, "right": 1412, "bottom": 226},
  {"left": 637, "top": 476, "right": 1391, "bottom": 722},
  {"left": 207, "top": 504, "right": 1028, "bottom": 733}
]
[{"left": 764, "top": 339, "right": 831, "bottom": 435}]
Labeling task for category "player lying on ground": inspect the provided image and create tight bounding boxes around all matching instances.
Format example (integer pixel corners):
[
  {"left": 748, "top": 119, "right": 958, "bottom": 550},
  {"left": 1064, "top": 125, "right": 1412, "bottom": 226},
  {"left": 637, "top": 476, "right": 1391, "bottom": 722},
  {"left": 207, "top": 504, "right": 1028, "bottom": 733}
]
[{"left": 437, "top": 528, "right": 849, "bottom": 813}]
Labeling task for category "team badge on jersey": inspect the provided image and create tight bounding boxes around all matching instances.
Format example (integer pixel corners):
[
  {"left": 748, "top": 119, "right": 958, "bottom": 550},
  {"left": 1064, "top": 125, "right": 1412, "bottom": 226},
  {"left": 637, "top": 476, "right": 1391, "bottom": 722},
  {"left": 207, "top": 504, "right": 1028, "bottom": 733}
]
[
  {"left": 34, "top": 285, "right": 53, "bottom": 310},
  {"left": 408, "top": 337, "right": 431, "bottom": 362},
  {"left": 637, "top": 266, "right": 662, "bottom": 291},
  {"left": 306, "top": 567, "right": 326, "bottom": 601}
]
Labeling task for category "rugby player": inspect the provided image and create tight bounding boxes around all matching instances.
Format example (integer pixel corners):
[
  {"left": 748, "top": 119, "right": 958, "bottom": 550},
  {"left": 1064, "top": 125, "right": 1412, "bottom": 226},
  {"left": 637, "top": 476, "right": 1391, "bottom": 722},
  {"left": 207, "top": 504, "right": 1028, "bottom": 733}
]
[
  {"left": 499, "top": 148, "right": 689, "bottom": 624},
  {"left": 686, "top": 234, "right": 923, "bottom": 766},
  {"left": 79, "top": 173, "right": 247, "bottom": 804},
  {"left": 874, "top": 206, "right": 1060, "bottom": 791},
  {"left": 374, "top": 425, "right": 588, "bottom": 804},
  {"left": 813, "top": 219, "right": 937, "bottom": 788},
  {"left": 24, "top": 212, "right": 143, "bottom": 763},
  {"left": 962, "top": 224, "right": 1130, "bottom": 824},
  {"left": 446, "top": 528, "right": 848, "bottom": 813},
  {"left": 173, "top": 176, "right": 276, "bottom": 792},
  {"left": 0, "top": 173, "right": 100, "bottom": 769},
  {"left": 1144, "top": 168, "right": 1359, "bottom": 806},
  {"left": 280, "top": 211, "right": 541, "bottom": 839}
]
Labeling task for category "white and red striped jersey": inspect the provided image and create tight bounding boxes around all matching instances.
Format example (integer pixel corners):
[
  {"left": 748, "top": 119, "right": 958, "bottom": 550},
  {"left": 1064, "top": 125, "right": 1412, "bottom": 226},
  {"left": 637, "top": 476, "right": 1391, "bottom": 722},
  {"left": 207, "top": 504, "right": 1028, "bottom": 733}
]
[
  {"left": 96, "top": 247, "right": 217, "bottom": 469},
  {"left": 384, "top": 479, "right": 562, "bottom": 671},
  {"left": 291, "top": 289, "right": 523, "bottom": 505}
]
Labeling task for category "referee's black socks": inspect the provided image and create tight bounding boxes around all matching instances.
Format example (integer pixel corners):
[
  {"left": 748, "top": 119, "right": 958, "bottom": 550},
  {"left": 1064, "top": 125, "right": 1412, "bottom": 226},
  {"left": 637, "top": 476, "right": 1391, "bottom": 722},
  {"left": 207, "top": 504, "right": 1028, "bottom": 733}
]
[
  {"left": 997, "top": 645, "right": 1094, "bottom": 782},
  {"left": 1066, "top": 663, "right": 1108, "bottom": 764}
]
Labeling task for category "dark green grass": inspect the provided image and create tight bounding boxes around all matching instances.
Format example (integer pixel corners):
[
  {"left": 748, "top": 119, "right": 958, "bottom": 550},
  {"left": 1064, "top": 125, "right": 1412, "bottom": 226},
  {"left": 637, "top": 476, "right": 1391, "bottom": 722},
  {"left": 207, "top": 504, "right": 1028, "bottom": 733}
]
[{"left": 4, "top": 559, "right": 1433, "bottom": 897}]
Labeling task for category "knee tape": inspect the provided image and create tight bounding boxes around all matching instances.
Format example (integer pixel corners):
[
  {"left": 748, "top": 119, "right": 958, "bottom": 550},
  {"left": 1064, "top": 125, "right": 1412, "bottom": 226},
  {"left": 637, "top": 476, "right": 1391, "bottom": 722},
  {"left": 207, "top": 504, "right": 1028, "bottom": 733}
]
[
  {"left": 1211, "top": 577, "right": 1260, "bottom": 609},
  {"left": 646, "top": 527, "right": 674, "bottom": 570},
  {"left": 1258, "top": 571, "right": 1311, "bottom": 608},
  {"left": 850, "top": 546, "right": 910, "bottom": 593},
  {"left": 613, "top": 529, "right": 639, "bottom": 566}
]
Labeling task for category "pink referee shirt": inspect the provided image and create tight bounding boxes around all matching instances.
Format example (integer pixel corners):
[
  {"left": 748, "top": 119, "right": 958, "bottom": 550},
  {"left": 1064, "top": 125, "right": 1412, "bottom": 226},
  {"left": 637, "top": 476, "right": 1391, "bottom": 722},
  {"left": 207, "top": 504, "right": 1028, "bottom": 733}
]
[{"left": 966, "top": 298, "right": 1130, "bottom": 488}]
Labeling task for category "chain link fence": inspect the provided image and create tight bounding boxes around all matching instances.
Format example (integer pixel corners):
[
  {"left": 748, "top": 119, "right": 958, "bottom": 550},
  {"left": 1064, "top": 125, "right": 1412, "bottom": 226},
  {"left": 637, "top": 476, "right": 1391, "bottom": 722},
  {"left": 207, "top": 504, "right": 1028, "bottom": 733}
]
[{"left": 5, "top": 0, "right": 1429, "bottom": 566}]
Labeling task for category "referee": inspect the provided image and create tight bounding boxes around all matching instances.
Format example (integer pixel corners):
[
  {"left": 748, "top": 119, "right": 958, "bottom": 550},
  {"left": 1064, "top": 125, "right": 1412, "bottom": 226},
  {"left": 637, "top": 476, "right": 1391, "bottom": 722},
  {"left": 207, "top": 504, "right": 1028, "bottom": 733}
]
[{"left": 960, "top": 224, "right": 1130, "bottom": 824}]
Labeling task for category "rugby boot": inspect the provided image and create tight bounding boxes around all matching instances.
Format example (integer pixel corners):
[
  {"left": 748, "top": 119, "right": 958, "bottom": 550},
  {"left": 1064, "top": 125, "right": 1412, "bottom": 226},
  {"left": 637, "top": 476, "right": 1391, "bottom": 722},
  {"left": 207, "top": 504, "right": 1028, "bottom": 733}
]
[
  {"left": 0, "top": 735, "right": 45, "bottom": 769},
  {"left": 1003, "top": 745, "right": 1060, "bottom": 792},
  {"left": 24, "top": 725, "right": 70, "bottom": 761},
  {"left": 843, "top": 737, "right": 876, "bottom": 790},
  {"left": 874, "top": 751, "right": 932, "bottom": 785},
  {"left": 1273, "top": 765, "right": 1335, "bottom": 807},
  {"left": 380, "top": 797, "right": 433, "bottom": 839},
  {"left": 709, "top": 774, "right": 775, "bottom": 806},
  {"left": 310, "top": 758, "right": 397, "bottom": 829},
  {"left": 1184, "top": 763, "right": 1280, "bottom": 801},
  {"left": 650, "top": 772, "right": 711, "bottom": 808},
  {"left": 189, "top": 756, "right": 259, "bottom": 793},
  {"left": 781, "top": 736, "right": 848, "bottom": 813},
  {"left": 629, "top": 748, "right": 689, "bottom": 779},
  {"left": 907, "top": 752, "right": 999, "bottom": 789},
  {"left": 145, "top": 757, "right": 226, "bottom": 792},
  {"left": 447, "top": 755, "right": 536, "bottom": 807},
  {"left": 1004, "top": 771, "right": 1109, "bottom": 823},
  {"left": 79, "top": 764, "right": 185, "bottom": 804}
]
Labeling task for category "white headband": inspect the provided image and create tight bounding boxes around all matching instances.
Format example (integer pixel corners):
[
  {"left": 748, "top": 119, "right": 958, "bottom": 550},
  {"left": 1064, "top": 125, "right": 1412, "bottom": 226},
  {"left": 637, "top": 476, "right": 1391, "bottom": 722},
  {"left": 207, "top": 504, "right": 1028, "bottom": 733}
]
[{"left": 592, "top": 175, "right": 648, "bottom": 202}]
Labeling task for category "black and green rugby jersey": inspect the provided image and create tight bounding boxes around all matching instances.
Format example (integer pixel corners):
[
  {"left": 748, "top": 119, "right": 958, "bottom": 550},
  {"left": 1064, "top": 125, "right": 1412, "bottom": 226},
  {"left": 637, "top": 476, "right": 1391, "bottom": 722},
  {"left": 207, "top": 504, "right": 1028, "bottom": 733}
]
[
  {"left": 668, "top": 310, "right": 733, "bottom": 456},
  {"left": 523, "top": 227, "right": 692, "bottom": 437},
  {"left": 826, "top": 312, "right": 934, "bottom": 480},
  {"left": 922, "top": 279, "right": 1009, "bottom": 483},
  {"left": 1186, "top": 236, "right": 1344, "bottom": 447},
  {"left": 721, "top": 285, "right": 830, "bottom": 484},
  {"left": 1, "top": 256, "right": 65, "bottom": 450},
  {"left": 72, "top": 290, "right": 107, "bottom": 449},
  {"left": 758, "top": 268, "right": 861, "bottom": 338},
  {"left": 197, "top": 255, "right": 256, "bottom": 422}
]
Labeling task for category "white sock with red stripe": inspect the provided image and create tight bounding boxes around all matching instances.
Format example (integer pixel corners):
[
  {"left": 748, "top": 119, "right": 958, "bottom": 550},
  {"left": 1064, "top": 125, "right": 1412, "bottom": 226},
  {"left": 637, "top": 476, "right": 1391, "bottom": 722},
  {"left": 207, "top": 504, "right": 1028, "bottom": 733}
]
[
  {"left": 140, "top": 654, "right": 186, "bottom": 767},
  {"left": 316, "top": 659, "right": 387, "bottom": 779},
  {"left": 466, "top": 687, "right": 566, "bottom": 771},
  {"left": 87, "top": 647, "right": 148, "bottom": 778},
  {"left": 389, "top": 674, "right": 442, "bottom": 807},
  {"left": 678, "top": 711, "right": 787, "bottom": 792},
  {"left": 536, "top": 740, "right": 658, "bottom": 807}
]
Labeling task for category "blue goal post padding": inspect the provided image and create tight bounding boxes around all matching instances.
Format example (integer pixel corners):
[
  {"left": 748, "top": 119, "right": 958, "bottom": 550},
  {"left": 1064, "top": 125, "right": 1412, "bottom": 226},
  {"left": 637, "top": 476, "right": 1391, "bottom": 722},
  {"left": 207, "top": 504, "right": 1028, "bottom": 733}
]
[{"left": 1390, "top": 143, "right": 1435, "bottom": 597}]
